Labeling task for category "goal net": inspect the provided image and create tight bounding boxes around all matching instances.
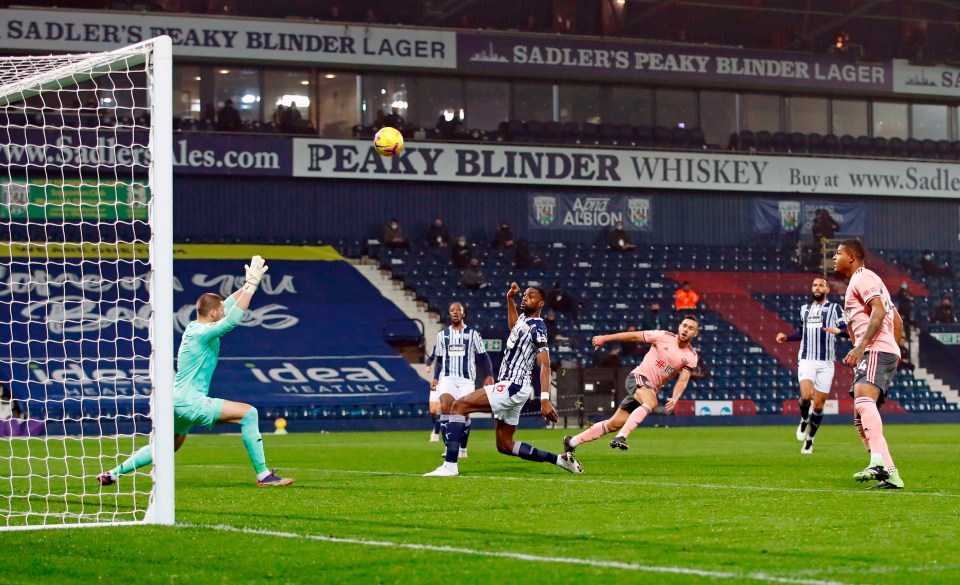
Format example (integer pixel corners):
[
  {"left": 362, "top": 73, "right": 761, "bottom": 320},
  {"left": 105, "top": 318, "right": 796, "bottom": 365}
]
[{"left": 0, "top": 37, "right": 173, "bottom": 529}]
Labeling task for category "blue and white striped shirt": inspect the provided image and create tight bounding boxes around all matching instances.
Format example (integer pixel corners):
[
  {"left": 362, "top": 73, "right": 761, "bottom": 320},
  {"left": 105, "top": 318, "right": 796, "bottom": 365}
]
[
  {"left": 795, "top": 301, "right": 845, "bottom": 362},
  {"left": 499, "top": 316, "right": 548, "bottom": 386},
  {"left": 434, "top": 325, "right": 487, "bottom": 381}
]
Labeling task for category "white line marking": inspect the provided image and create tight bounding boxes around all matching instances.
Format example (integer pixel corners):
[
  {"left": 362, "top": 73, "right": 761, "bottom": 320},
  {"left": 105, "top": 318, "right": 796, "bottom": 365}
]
[
  {"left": 179, "top": 465, "right": 960, "bottom": 498},
  {"left": 188, "top": 522, "right": 864, "bottom": 585}
]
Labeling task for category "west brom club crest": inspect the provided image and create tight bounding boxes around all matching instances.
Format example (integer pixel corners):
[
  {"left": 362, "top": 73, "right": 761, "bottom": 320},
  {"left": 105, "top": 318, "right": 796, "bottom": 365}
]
[
  {"left": 533, "top": 195, "right": 556, "bottom": 226},
  {"left": 778, "top": 201, "right": 801, "bottom": 232},
  {"left": 628, "top": 197, "right": 650, "bottom": 229}
]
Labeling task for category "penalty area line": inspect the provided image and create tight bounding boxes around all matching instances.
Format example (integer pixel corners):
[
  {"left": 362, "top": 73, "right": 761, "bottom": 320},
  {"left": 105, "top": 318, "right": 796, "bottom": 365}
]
[{"left": 188, "top": 523, "right": 862, "bottom": 585}]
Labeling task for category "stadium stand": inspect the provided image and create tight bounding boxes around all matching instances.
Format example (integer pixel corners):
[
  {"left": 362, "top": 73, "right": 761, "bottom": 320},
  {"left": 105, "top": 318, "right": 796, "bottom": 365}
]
[{"left": 355, "top": 241, "right": 958, "bottom": 416}]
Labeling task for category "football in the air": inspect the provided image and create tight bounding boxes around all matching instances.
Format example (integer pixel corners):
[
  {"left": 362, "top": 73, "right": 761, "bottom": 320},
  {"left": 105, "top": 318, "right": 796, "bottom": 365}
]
[{"left": 374, "top": 126, "right": 404, "bottom": 157}]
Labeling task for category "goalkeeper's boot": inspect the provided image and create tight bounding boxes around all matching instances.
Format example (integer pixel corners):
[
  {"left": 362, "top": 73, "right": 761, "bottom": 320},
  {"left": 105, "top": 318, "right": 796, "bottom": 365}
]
[
  {"left": 558, "top": 453, "right": 584, "bottom": 474},
  {"left": 96, "top": 472, "right": 117, "bottom": 486},
  {"left": 257, "top": 470, "right": 294, "bottom": 486},
  {"left": 866, "top": 470, "right": 904, "bottom": 490},
  {"left": 853, "top": 465, "right": 889, "bottom": 483},
  {"left": 562, "top": 435, "right": 576, "bottom": 454},
  {"left": 609, "top": 436, "right": 629, "bottom": 451}
]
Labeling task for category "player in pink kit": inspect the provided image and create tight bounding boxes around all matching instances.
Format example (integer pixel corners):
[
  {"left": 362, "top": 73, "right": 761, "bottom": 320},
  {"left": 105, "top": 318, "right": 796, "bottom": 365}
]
[
  {"left": 562, "top": 315, "right": 699, "bottom": 454},
  {"left": 833, "top": 240, "right": 905, "bottom": 489}
]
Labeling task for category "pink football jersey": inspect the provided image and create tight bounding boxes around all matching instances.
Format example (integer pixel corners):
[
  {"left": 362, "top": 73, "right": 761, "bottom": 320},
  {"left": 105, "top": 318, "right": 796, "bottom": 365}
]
[
  {"left": 630, "top": 330, "right": 699, "bottom": 391},
  {"left": 844, "top": 267, "right": 900, "bottom": 357}
]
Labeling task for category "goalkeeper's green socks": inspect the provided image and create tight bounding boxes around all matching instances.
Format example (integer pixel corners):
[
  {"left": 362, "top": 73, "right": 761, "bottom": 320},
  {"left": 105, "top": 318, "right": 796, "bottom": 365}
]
[
  {"left": 111, "top": 444, "right": 153, "bottom": 476},
  {"left": 240, "top": 407, "right": 269, "bottom": 476}
]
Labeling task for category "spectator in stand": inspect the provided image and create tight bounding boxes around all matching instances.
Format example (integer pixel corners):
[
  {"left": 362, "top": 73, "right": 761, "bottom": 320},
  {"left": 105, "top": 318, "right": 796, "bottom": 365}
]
[
  {"left": 280, "top": 104, "right": 307, "bottom": 133},
  {"left": 460, "top": 258, "right": 490, "bottom": 290},
  {"left": 383, "top": 106, "right": 405, "bottom": 131},
  {"left": 271, "top": 105, "right": 286, "bottom": 127},
  {"left": 426, "top": 217, "right": 452, "bottom": 248},
  {"left": 920, "top": 250, "right": 953, "bottom": 277},
  {"left": 931, "top": 297, "right": 957, "bottom": 324},
  {"left": 544, "top": 310, "right": 570, "bottom": 345},
  {"left": 382, "top": 218, "right": 409, "bottom": 249},
  {"left": 895, "top": 282, "right": 915, "bottom": 340},
  {"left": 451, "top": 235, "right": 472, "bottom": 269},
  {"left": 809, "top": 209, "right": 839, "bottom": 270},
  {"left": 216, "top": 99, "right": 242, "bottom": 131},
  {"left": 436, "top": 112, "right": 464, "bottom": 139},
  {"left": 372, "top": 108, "right": 386, "bottom": 130},
  {"left": 492, "top": 222, "right": 515, "bottom": 249},
  {"left": 811, "top": 208, "right": 840, "bottom": 241},
  {"left": 641, "top": 301, "right": 666, "bottom": 331},
  {"left": 522, "top": 14, "right": 538, "bottom": 32},
  {"left": 547, "top": 282, "right": 583, "bottom": 325},
  {"left": 674, "top": 281, "right": 700, "bottom": 315},
  {"left": 514, "top": 239, "right": 546, "bottom": 269},
  {"left": 608, "top": 221, "right": 635, "bottom": 252}
]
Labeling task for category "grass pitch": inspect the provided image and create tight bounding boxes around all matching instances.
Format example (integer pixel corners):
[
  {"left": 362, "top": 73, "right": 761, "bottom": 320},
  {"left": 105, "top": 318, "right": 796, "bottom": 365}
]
[{"left": 3, "top": 423, "right": 959, "bottom": 584}]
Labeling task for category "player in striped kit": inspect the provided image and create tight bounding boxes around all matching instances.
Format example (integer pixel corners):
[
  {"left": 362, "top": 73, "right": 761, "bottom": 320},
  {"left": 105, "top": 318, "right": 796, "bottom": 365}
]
[
  {"left": 833, "top": 240, "right": 905, "bottom": 489},
  {"left": 424, "top": 283, "right": 583, "bottom": 477},
  {"left": 775, "top": 277, "right": 846, "bottom": 454},
  {"left": 432, "top": 302, "right": 494, "bottom": 458}
]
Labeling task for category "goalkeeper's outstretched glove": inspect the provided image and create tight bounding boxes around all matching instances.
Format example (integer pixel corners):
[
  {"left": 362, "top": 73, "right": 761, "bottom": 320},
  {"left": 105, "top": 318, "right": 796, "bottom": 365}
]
[{"left": 242, "top": 255, "right": 269, "bottom": 296}]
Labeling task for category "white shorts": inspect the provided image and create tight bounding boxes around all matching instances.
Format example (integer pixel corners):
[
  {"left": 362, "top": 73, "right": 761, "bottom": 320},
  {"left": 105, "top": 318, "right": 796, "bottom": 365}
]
[
  {"left": 484, "top": 381, "right": 532, "bottom": 426},
  {"left": 428, "top": 387, "right": 440, "bottom": 404},
  {"left": 797, "top": 359, "right": 835, "bottom": 393},
  {"left": 436, "top": 376, "right": 476, "bottom": 401}
]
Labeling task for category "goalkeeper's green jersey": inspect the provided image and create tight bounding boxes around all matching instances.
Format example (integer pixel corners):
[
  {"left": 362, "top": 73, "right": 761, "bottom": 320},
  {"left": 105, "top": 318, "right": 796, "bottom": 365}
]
[{"left": 173, "top": 295, "right": 246, "bottom": 398}]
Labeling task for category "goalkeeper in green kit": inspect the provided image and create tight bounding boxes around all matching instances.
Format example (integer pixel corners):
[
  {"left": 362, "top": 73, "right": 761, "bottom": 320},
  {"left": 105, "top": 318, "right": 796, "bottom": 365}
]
[{"left": 98, "top": 255, "right": 293, "bottom": 487}]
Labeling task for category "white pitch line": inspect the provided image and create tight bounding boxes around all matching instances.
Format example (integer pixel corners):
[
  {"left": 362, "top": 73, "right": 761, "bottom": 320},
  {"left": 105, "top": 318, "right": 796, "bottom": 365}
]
[
  {"left": 179, "top": 464, "right": 960, "bottom": 498},
  {"left": 188, "top": 522, "right": 864, "bottom": 585}
]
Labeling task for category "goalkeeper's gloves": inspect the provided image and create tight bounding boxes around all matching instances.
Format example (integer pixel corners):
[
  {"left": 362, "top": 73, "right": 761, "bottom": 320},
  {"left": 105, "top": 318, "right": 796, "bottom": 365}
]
[{"left": 242, "top": 255, "right": 269, "bottom": 296}]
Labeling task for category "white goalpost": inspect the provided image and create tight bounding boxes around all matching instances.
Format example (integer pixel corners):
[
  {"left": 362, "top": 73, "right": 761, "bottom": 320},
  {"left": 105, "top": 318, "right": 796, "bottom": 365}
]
[{"left": 0, "top": 36, "right": 174, "bottom": 529}]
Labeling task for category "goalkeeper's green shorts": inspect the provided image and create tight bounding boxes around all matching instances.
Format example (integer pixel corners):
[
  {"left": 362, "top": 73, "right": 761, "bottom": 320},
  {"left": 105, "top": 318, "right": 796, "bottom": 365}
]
[{"left": 173, "top": 393, "right": 225, "bottom": 435}]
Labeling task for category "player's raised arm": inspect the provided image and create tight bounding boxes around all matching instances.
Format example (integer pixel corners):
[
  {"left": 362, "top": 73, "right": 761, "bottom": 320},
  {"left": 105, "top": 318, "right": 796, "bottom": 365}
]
[
  {"left": 593, "top": 329, "right": 645, "bottom": 349},
  {"left": 506, "top": 282, "right": 521, "bottom": 329},
  {"left": 229, "top": 255, "right": 269, "bottom": 311},
  {"left": 206, "top": 256, "right": 269, "bottom": 339}
]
